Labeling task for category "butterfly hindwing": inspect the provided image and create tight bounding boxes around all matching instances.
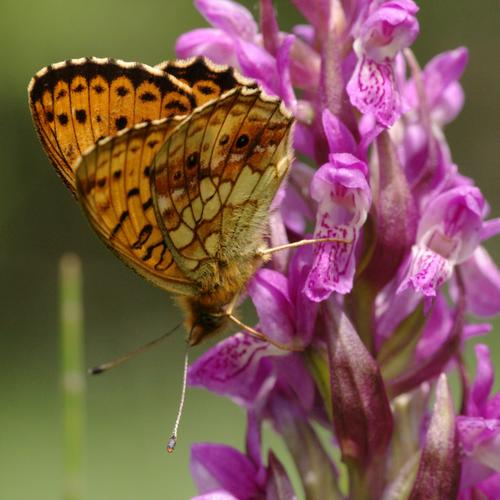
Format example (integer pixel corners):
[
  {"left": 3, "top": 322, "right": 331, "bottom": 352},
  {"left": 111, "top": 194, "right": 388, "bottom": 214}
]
[
  {"left": 75, "top": 119, "right": 196, "bottom": 295},
  {"left": 151, "top": 87, "right": 294, "bottom": 281}
]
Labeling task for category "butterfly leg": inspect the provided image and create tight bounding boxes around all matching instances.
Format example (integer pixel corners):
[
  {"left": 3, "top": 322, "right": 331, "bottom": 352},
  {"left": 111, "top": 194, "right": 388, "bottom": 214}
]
[
  {"left": 226, "top": 313, "right": 303, "bottom": 352},
  {"left": 223, "top": 292, "right": 303, "bottom": 352}
]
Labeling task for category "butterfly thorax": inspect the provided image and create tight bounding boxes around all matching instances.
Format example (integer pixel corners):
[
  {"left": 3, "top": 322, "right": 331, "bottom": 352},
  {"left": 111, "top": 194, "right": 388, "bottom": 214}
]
[{"left": 181, "top": 253, "right": 263, "bottom": 345}]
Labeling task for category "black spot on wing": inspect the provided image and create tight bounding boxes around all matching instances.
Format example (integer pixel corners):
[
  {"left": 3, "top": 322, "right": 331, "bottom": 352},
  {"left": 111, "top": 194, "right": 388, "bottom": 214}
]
[
  {"left": 187, "top": 152, "right": 198, "bottom": 169},
  {"left": 58, "top": 113, "right": 68, "bottom": 125},
  {"left": 140, "top": 92, "right": 157, "bottom": 102},
  {"left": 115, "top": 116, "right": 128, "bottom": 130},
  {"left": 199, "top": 85, "right": 214, "bottom": 95},
  {"left": 116, "top": 86, "right": 129, "bottom": 96},
  {"left": 75, "top": 109, "right": 87, "bottom": 124},
  {"left": 164, "top": 100, "right": 189, "bottom": 113}
]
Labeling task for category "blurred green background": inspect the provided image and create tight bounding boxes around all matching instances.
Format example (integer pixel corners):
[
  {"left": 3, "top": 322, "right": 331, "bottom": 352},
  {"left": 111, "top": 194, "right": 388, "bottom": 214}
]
[{"left": 1, "top": 1, "right": 499, "bottom": 499}]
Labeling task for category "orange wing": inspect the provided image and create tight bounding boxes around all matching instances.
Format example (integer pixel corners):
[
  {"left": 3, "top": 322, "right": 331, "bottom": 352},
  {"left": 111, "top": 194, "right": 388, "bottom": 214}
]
[
  {"left": 75, "top": 119, "right": 197, "bottom": 295},
  {"left": 28, "top": 57, "right": 197, "bottom": 195}
]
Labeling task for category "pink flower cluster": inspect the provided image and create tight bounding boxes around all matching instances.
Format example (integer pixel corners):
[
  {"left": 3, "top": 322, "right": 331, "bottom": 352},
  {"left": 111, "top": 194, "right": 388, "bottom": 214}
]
[{"left": 177, "top": 0, "right": 500, "bottom": 497}]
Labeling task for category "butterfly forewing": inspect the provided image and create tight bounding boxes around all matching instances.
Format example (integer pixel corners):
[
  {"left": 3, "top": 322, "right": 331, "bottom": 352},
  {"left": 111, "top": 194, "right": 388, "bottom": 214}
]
[
  {"left": 75, "top": 120, "right": 195, "bottom": 295},
  {"left": 29, "top": 57, "right": 195, "bottom": 195},
  {"left": 151, "top": 87, "right": 294, "bottom": 281},
  {"left": 157, "top": 57, "right": 257, "bottom": 108}
]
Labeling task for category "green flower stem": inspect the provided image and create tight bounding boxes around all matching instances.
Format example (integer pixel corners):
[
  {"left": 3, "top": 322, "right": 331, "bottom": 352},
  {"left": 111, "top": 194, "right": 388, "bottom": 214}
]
[{"left": 59, "top": 254, "right": 86, "bottom": 500}]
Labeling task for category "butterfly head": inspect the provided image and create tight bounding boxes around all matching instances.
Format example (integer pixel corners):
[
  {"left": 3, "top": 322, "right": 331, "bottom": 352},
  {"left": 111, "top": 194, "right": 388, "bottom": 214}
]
[{"left": 183, "top": 298, "right": 229, "bottom": 346}]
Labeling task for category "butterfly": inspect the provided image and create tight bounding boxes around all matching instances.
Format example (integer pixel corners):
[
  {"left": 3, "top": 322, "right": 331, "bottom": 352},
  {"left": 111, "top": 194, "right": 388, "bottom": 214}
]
[{"left": 28, "top": 56, "right": 295, "bottom": 347}]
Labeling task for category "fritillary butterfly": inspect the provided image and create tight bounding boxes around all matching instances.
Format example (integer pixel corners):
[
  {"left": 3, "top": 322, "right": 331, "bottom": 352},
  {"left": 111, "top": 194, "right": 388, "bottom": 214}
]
[{"left": 29, "top": 57, "right": 294, "bottom": 345}]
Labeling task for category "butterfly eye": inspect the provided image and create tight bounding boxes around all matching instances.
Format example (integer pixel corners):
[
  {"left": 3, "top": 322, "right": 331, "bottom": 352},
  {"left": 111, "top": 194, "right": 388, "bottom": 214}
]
[
  {"left": 236, "top": 134, "right": 249, "bottom": 148},
  {"left": 187, "top": 152, "right": 198, "bottom": 169}
]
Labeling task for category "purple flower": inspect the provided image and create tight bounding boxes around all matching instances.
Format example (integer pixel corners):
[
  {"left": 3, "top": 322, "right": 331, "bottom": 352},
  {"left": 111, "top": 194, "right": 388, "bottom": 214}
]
[
  {"left": 304, "top": 112, "right": 371, "bottom": 301},
  {"left": 398, "top": 186, "right": 485, "bottom": 298},
  {"left": 188, "top": 333, "right": 280, "bottom": 408},
  {"left": 304, "top": 154, "right": 371, "bottom": 300},
  {"left": 176, "top": 28, "right": 238, "bottom": 66},
  {"left": 172, "top": 1, "right": 500, "bottom": 498},
  {"left": 189, "top": 251, "right": 320, "bottom": 412},
  {"left": 347, "top": 0, "right": 420, "bottom": 126}
]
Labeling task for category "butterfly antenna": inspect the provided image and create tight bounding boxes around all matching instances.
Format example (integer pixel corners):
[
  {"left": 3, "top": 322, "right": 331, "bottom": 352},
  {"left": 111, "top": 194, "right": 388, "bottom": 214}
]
[
  {"left": 259, "top": 236, "right": 352, "bottom": 257},
  {"left": 89, "top": 321, "right": 183, "bottom": 375},
  {"left": 166, "top": 337, "right": 190, "bottom": 453}
]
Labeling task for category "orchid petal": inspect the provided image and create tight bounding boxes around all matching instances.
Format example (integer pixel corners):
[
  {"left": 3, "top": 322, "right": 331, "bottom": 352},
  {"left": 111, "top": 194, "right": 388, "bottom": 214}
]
[
  {"left": 397, "top": 247, "right": 453, "bottom": 297},
  {"left": 195, "top": 0, "right": 258, "bottom": 41},
  {"left": 247, "top": 269, "right": 296, "bottom": 346},
  {"left": 191, "top": 443, "right": 261, "bottom": 498},
  {"left": 468, "top": 344, "right": 495, "bottom": 418},
  {"left": 460, "top": 247, "right": 500, "bottom": 317},
  {"left": 175, "top": 28, "right": 237, "bottom": 65},
  {"left": 347, "top": 56, "right": 401, "bottom": 127},
  {"left": 235, "top": 38, "right": 278, "bottom": 95},
  {"left": 322, "top": 109, "right": 357, "bottom": 155},
  {"left": 188, "top": 333, "right": 281, "bottom": 406}
]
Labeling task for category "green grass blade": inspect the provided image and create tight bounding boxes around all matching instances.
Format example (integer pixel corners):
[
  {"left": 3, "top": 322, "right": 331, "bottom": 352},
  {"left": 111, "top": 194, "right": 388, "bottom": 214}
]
[{"left": 59, "top": 253, "right": 86, "bottom": 500}]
